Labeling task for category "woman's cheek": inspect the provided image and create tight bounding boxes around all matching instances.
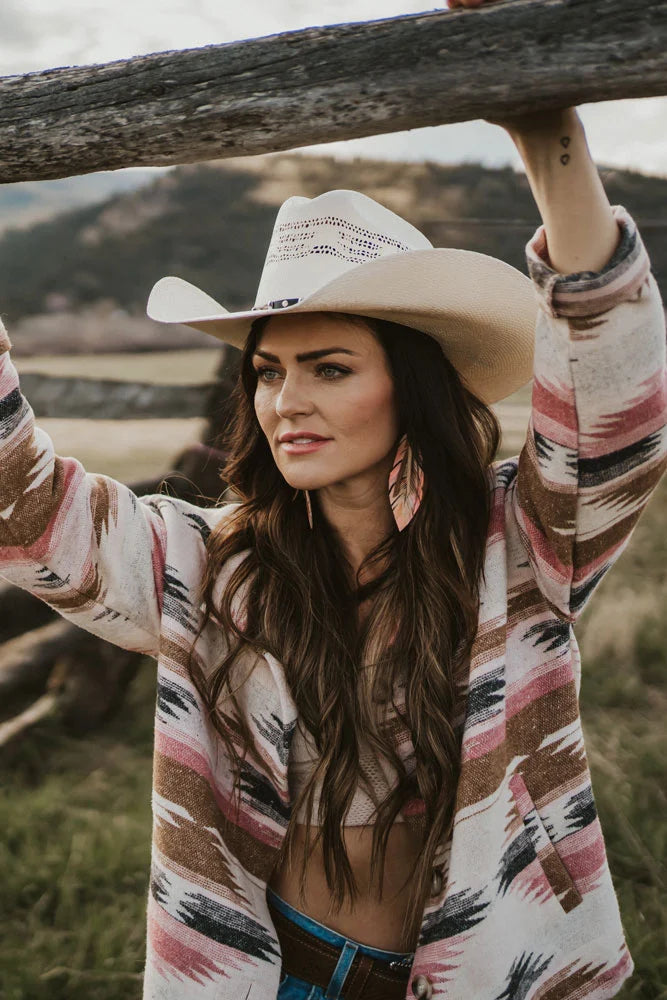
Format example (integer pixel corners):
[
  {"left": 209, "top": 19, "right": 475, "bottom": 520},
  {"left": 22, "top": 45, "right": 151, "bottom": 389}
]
[
  {"left": 349, "top": 385, "right": 397, "bottom": 435},
  {"left": 254, "top": 395, "right": 273, "bottom": 436}
]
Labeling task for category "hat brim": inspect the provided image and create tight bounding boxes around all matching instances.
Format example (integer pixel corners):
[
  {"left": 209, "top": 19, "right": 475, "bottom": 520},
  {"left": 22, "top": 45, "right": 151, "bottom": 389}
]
[{"left": 147, "top": 248, "right": 538, "bottom": 404}]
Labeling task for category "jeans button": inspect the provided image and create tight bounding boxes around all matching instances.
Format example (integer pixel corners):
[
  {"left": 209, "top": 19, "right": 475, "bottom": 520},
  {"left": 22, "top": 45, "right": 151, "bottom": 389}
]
[
  {"left": 430, "top": 868, "right": 443, "bottom": 897},
  {"left": 412, "top": 974, "right": 434, "bottom": 998}
]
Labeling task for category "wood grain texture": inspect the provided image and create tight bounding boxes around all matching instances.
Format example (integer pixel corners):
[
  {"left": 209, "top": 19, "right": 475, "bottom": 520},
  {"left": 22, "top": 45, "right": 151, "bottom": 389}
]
[{"left": 0, "top": 0, "right": 665, "bottom": 182}]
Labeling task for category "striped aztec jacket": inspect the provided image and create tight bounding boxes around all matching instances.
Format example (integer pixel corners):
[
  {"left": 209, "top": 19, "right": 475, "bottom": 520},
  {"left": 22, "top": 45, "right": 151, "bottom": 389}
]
[{"left": 1, "top": 205, "right": 666, "bottom": 1000}]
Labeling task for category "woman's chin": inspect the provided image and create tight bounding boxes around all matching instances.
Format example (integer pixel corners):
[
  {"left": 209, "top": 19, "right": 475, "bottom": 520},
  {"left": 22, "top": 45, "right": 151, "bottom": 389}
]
[
  {"left": 278, "top": 462, "right": 334, "bottom": 492},
  {"left": 283, "top": 477, "right": 323, "bottom": 491}
]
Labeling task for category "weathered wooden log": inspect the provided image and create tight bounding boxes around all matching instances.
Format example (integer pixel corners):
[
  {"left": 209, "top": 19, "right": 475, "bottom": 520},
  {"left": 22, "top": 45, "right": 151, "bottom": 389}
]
[
  {"left": 46, "top": 632, "right": 144, "bottom": 735},
  {"left": 0, "top": 580, "right": 58, "bottom": 644},
  {"left": 0, "top": 618, "right": 143, "bottom": 736},
  {"left": 0, "top": 692, "right": 60, "bottom": 748},
  {"left": 0, "top": 0, "right": 665, "bottom": 183},
  {"left": 0, "top": 621, "right": 73, "bottom": 707}
]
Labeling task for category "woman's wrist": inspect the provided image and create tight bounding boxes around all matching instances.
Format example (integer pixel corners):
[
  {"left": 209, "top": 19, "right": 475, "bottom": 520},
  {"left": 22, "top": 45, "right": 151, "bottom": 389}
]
[
  {"left": 497, "top": 106, "right": 581, "bottom": 146},
  {"left": 500, "top": 108, "right": 620, "bottom": 275},
  {"left": 504, "top": 108, "right": 586, "bottom": 185}
]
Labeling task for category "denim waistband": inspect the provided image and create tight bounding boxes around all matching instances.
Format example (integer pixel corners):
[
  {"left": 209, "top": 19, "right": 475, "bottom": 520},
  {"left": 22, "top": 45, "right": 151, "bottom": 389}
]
[{"left": 266, "top": 885, "right": 415, "bottom": 966}]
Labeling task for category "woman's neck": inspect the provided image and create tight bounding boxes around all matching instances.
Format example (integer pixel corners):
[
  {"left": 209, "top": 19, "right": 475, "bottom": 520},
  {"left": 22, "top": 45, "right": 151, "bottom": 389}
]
[{"left": 316, "top": 460, "right": 395, "bottom": 584}]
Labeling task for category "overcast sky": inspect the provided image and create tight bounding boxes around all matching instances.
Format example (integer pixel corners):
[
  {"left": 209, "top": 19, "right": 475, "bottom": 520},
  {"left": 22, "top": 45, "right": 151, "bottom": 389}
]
[{"left": 3, "top": 0, "right": 666, "bottom": 178}]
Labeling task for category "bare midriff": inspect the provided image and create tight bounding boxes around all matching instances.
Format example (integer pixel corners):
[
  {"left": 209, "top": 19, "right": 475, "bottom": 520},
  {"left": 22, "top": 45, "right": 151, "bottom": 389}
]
[{"left": 267, "top": 821, "right": 423, "bottom": 952}]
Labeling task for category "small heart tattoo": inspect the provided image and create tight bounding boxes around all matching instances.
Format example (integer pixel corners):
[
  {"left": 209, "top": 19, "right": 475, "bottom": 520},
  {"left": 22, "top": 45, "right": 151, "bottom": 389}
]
[
  {"left": 560, "top": 153, "right": 570, "bottom": 165},
  {"left": 560, "top": 136, "right": 571, "bottom": 148}
]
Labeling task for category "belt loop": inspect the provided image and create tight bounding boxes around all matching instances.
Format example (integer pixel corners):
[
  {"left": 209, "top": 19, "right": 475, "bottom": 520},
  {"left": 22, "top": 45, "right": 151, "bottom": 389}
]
[
  {"left": 342, "top": 953, "right": 375, "bottom": 1000},
  {"left": 325, "top": 941, "right": 358, "bottom": 999}
]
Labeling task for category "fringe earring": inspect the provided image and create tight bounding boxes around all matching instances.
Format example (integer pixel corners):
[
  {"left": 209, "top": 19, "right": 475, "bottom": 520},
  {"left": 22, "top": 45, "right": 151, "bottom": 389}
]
[
  {"left": 304, "top": 489, "right": 314, "bottom": 530},
  {"left": 388, "top": 433, "right": 424, "bottom": 532}
]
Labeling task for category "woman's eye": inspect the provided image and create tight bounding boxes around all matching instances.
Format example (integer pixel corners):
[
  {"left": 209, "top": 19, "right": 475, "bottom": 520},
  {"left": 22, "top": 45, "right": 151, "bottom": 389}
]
[
  {"left": 254, "top": 364, "right": 349, "bottom": 382},
  {"left": 255, "top": 366, "right": 279, "bottom": 382},
  {"left": 317, "top": 364, "right": 349, "bottom": 379}
]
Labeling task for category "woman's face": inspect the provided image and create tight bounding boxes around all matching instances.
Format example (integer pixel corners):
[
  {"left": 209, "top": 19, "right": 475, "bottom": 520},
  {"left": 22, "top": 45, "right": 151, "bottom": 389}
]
[{"left": 252, "top": 312, "right": 400, "bottom": 494}]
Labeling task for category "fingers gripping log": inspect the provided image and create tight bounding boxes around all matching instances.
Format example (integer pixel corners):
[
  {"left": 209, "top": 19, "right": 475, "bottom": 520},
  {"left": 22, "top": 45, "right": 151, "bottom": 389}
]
[{"left": 0, "top": 0, "right": 665, "bottom": 183}]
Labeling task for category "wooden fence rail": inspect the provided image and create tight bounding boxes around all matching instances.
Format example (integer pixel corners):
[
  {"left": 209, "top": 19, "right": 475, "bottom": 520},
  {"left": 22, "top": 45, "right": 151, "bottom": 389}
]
[
  {"left": 0, "top": 0, "right": 666, "bottom": 183},
  {"left": 19, "top": 373, "right": 216, "bottom": 419}
]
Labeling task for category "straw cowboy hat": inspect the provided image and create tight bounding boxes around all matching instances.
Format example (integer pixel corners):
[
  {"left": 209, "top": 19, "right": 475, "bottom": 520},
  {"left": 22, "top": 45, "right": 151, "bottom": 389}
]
[{"left": 147, "top": 189, "right": 537, "bottom": 405}]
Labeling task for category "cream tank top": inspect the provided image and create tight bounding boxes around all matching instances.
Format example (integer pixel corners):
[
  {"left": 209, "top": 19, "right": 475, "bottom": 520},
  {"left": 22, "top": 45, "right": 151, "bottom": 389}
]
[{"left": 288, "top": 716, "right": 412, "bottom": 826}]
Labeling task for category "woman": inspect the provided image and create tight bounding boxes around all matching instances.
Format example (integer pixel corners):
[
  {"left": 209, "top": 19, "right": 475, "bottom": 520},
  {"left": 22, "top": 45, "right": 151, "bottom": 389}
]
[{"left": 1, "top": 26, "right": 666, "bottom": 1000}]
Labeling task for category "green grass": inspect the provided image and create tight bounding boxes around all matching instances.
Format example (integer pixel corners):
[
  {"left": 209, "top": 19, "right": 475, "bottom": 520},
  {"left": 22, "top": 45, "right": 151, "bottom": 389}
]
[
  {"left": 0, "top": 667, "right": 155, "bottom": 1000},
  {"left": 574, "top": 475, "right": 667, "bottom": 1000},
  {"left": 1, "top": 450, "right": 665, "bottom": 999}
]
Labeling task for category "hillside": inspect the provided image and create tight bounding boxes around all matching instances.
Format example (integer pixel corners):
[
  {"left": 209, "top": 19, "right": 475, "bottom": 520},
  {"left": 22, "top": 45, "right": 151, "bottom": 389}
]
[
  {"left": 0, "top": 170, "right": 162, "bottom": 237},
  {"left": 1, "top": 152, "right": 666, "bottom": 353}
]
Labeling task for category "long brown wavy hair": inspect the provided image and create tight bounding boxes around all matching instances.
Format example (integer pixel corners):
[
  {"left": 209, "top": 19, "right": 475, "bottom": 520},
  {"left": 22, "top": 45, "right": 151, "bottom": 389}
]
[{"left": 187, "top": 311, "right": 501, "bottom": 944}]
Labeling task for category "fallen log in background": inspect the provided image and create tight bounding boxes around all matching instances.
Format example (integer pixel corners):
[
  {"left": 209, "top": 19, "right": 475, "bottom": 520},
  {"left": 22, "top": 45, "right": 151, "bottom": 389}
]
[
  {"left": 0, "top": 620, "right": 144, "bottom": 744},
  {"left": 0, "top": 581, "right": 56, "bottom": 644},
  {"left": 0, "top": 0, "right": 665, "bottom": 183},
  {"left": 0, "top": 621, "right": 75, "bottom": 708}
]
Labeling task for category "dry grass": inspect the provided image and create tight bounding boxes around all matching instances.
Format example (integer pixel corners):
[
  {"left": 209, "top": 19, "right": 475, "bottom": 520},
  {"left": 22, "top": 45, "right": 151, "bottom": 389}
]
[
  {"left": 36, "top": 417, "right": 208, "bottom": 483},
  {"left": 14, "top": 349, "right": 222, "bottom": 385}
]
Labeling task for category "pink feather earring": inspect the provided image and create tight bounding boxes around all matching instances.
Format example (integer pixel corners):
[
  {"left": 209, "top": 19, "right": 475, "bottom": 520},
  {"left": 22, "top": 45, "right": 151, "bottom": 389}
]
[
  {"left": 295, "top": 436, "right": 422, "bottom": 533},
  {"left": 388, "top": 433, "right": 424, "bottom": 532}
]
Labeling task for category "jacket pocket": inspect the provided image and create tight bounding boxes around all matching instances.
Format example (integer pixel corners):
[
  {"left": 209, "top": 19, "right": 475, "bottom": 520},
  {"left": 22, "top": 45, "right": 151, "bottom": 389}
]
[{"left": 509, "top": 772, "right": 583, "bottom": 913}]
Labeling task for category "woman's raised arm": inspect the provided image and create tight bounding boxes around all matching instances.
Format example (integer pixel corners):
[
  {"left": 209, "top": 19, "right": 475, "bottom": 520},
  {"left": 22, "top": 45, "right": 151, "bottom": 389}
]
[
  {"left": 500, "top": 107, "right": 620, "bottom": 274},
  {"left": 0, "top": 320, "right": 236, "bottom": 657},
  {"left": 449, "top": 0, "right": 667, "bottom": 619},
  {"left": 494, "top": 108, "right": 667, "bottom": 620}
]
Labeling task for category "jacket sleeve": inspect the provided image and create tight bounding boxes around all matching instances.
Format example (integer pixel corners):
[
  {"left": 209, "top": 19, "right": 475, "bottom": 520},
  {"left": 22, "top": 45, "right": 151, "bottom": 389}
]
[
  {"left": 512, "top": 204, "right": 667, "bottom": 623},
  {"left": 0, "top": 319, "right": 221, "bottom": 657}
]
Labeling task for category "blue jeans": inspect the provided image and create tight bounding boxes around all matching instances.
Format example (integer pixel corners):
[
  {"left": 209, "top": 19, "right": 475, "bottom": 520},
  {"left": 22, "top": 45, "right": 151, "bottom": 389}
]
[{"left": 267, "top": 886, "right": 415, "bottom": 1000}]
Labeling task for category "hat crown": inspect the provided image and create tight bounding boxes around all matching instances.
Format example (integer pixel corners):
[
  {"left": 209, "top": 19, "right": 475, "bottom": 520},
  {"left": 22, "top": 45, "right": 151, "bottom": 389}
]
[{"left": 254, "top": 189, "right": 433, "bottom": 309}]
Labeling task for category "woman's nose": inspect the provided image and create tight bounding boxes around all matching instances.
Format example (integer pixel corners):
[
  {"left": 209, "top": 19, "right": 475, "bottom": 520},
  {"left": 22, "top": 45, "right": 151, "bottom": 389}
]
[{"left": 275, "top": 375, "right": 313, "bottom": 417}]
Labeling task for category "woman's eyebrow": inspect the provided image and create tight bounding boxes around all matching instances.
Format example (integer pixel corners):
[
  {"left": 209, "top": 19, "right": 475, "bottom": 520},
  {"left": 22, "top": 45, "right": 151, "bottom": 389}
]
[{"left": 253, "top": 347, "right": 360, "bottom": 363}]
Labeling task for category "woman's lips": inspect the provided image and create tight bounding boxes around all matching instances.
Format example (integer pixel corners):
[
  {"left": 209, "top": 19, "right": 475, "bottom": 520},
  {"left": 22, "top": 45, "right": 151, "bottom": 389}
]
[{"left": 280, "top": 439, "right": 332, "bottom": 454}]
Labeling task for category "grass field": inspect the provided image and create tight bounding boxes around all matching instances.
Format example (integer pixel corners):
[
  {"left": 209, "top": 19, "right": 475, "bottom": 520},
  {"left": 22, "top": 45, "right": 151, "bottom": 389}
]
[
  {"left": 34, "top": 417, "right": 209, "bottom": 482},
  {"left": 0, "top": 378, "right": 664, "bottom": 999}
]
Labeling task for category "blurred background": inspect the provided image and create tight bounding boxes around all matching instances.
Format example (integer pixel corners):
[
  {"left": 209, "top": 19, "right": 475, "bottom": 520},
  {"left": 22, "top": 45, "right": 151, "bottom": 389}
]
[{"left": 0, "top": 3, "right": 666, "bottom": 998}]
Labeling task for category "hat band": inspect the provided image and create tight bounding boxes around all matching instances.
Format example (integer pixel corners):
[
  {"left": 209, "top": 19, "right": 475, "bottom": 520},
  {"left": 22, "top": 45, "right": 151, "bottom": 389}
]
[{"left": 253, "top": 297, "right": 301, "bottom": 311}]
